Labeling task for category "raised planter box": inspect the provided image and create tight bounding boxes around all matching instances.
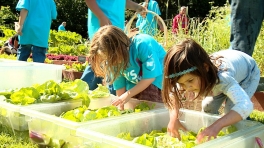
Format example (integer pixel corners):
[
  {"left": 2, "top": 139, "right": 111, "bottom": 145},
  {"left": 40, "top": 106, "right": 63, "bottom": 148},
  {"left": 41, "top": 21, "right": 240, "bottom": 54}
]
[
  {"left": 76, "top": 109, "right": 263, "bottom": 148},
  {"left": 52, "top": 60, "right": 79, "bottom": 66},
  {"left": 0, "top": 100, "right": 82, "bottom": 140},
  {"left": 20, "top": 99, "right": 165, "bottom": 147},
  {"left": 0, "top": 60, "right": 64, "bottom": 90}
]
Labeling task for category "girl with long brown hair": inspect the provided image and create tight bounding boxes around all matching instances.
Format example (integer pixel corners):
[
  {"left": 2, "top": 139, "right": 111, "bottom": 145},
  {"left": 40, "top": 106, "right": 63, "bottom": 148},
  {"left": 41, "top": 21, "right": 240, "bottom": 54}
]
[{"left": 163, "top": 38, "right": 260, "bottom": 143}]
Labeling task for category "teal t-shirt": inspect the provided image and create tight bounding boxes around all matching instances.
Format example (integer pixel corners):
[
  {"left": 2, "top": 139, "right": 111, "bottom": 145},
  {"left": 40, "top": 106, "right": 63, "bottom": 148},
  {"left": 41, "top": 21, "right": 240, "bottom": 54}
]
[
  {"left": 113, "top": 34, "right": 166, "bottom": 90},
  {"left": 16, "top": 0, "right": 57, "bottom": 48},
  {"left": 88, "top": 0, "right": 126, "bottom": 40},
  {"left": 58, "top": 24, "right": 66, "bottom": 31},
  {"left": 136, "top": 0, "right": 161, "bottom": 36}
]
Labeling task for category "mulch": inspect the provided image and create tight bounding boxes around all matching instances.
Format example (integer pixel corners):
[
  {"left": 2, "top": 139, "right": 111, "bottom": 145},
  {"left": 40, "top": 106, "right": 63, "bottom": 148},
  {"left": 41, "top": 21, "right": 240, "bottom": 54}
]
[{"left": 252, "top": 92, "right": 264, "bottom": 111}]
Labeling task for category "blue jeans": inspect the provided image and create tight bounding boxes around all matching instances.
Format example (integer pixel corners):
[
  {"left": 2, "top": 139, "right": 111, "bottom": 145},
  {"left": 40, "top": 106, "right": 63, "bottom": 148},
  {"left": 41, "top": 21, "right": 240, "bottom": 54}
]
[
  {"left": 81, "top": 65, "right": 116, "bottom": 95},
  {"left": 202, "top": 94, "right": 234, "bottom": 115},
  {"left": 229, "top": 0, "right": 264, "bottom": 56},
  {"left": 17, "top": 44, "right": 47, "bottom": 63}
]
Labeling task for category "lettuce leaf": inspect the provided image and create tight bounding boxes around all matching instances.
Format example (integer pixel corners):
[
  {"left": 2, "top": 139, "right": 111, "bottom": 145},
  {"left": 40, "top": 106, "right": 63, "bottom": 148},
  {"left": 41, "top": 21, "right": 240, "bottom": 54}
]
[
  {"left": 117, "top": 132, "right": 133, "bottom": 141},
  {"left": 89, "top": 84, "right": 110, "bottom": 99},
  {"left": 10, "top": 87, "right": 40, "bottom": 105},
  {"left": 36, "top": 80, "right": 62, "bottom": 95},
  {"left": 0, "top": 90, "right": 14, "bottom": 100},
  {"left": 60, "top": 79, "right": 89, "bottom": 93},
  {"left": 60, "top": 79, "right": 90, "bottom": 106}
]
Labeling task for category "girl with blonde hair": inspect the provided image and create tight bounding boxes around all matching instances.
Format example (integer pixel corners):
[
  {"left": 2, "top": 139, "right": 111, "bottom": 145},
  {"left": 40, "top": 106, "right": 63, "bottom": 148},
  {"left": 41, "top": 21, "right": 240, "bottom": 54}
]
[{"left": 89, "top": 25, "right": 166, "bottom": 108}]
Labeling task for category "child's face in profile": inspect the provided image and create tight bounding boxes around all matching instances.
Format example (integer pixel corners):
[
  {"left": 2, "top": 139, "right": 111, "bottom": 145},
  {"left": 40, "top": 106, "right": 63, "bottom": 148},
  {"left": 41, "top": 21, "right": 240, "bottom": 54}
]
[
  {"left": 177, "top": 73, "right": 201, "bottom": 98},
  {"left": 180, "top": 8, "right": 186, "bottom": 15}
]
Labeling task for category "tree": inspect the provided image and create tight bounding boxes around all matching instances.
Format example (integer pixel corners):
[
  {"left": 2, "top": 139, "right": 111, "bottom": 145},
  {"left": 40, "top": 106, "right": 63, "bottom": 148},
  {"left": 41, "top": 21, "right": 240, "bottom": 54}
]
[
  {"left": 0, "top": 6, "right": 18, "bottom": 30},
  {"left": 0, "top": 0, "right": 18, "bottom": 14},
  {"left": 0, "top": 0, "right": 227, "bottom": 38},
  {"left": 54, "top": 0, "right": 88, "bottom": 38}
]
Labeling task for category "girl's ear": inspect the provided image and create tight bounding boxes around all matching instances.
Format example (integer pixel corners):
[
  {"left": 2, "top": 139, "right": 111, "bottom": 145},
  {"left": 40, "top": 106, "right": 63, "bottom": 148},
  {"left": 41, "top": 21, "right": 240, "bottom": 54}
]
[{"left": 204, "top": 63, "right": 209, "bottom": 72}]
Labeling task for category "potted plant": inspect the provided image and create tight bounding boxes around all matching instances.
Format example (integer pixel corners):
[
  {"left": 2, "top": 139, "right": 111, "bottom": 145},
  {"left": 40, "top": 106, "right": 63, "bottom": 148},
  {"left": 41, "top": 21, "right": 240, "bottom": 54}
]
[{"left": 62, "top": 62, "right": 88, "bottom": 81}]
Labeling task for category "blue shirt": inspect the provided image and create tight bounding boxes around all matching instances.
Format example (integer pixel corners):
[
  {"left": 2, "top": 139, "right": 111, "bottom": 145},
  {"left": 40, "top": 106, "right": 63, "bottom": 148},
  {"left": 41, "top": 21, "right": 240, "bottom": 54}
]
[
  {"left": 58, "top": 24, "right": 66, "bottom": 31},
  {"left": 211, "top": 49, "right": 260, "bottom": 119},
  {"left": 88, "top": 0, "right": 126, "bottom": 40},
  {"left": 16, "top": 0, "right": 57, "bottom": 48},
  {"left": 113, "top": 34, "right": 166, "bottom": 90},
  {"left": 136, "top": 0, "right": 161, "bottom": 36}
]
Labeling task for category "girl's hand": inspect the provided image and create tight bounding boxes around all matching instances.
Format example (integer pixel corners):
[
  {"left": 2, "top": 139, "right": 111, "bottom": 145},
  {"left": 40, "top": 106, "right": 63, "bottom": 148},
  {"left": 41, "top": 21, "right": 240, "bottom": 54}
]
[
  {"left": 119, "top": 104, "right": 125, "bottom": 110},
  {"left": 196, "top": 110, "right": 242, "bottom": 144},
  {"left": 111, "top": 94, "right": 130, "bottom": 108},
  {"left": 196, "top": 124, "right": 221, "bottom": 144},
  {"left": 140, "top": 2, "right": 148, "bottom": 18},
  {"left": 167, "top": 119, "right": 187, "bottom": 140},
  {"left": 16, "top": 24, "right": 23, "bottom": 35},
  {"left": 136, "top": 4, "right": 146, "bottom": 13},
  {"left": 139, "top": 4, "right": 147, "bottom": 18},
  {"left": 111, "top": 97, "right": 124, "bottom": 107},
  {"left": 140, "top": 11, "right": 147, "bottom": 18}
]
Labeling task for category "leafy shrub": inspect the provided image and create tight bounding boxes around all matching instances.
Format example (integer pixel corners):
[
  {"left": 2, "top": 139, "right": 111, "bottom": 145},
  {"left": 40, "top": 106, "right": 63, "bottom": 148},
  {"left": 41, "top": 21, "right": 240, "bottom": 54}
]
[
  {"left": 48, "top": 30, "right": 83, "bottom": 47},
  {"left": 0, "top": 26, "right": 16, "bottom": 47},
  {"left": 0, "top": 132, "right": 37, "bottom": 148}
]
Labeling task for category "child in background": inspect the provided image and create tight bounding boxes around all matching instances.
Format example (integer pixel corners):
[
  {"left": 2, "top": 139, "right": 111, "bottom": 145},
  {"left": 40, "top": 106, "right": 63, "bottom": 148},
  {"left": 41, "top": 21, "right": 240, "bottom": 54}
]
[
  {"left": 1, "top": 34, "right": 20, "bottom": 55},
  {"left": 162, "top": 38, "right": 260, "bottom": 143},
  {"left": 58, "top": 22, "right": 66, "bottom": 31},
  {"left": 89, "top": 25, "right": 166, "bottom": 108},
  {"left": 172, "top": 6, "right": 188, "bottom": 35},
  {"left": 136, "top": 0, "right": 163, "bottom": 36},
  {"left": 16, "top": 0, "right": 57, "bottom": 63}
]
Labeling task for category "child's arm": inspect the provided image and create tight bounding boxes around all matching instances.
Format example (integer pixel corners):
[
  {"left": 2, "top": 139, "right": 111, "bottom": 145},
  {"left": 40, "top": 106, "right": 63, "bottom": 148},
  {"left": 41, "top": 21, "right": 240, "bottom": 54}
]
[
  {"left": 168, "top": 109, "right": 187, "bottom": 140},
  {"left": 196, "top": 110, "right": 242, "bottom": 143},
  {"left": 115, "top": 87, "right": 126, "bottom": 110},
  {"left": 197, "top": 83, "right": 252, "bottom": 143},
  {"left": 16, "top": 9, "right": 28, "bottom": 35},
  {"left": 126, "top": 0, "right": 145, "bottom": 12},
  {"left": 167, "top": 92, "right": 187, "bottom": 140},
  {"left": 112, "top": 78, "right": 155, "bottom": 106},
  {"left": 116, "top": 87, "right": 126, "bottom": 97},
  {"left": 14, "top": 40, "right": 19, "bottom": 49},
  {"left": 85, "top": 0, "right": 111, "bottom": 26},
  {"left": 172, "top": 16, "right": 177, "bottom": 31}
]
